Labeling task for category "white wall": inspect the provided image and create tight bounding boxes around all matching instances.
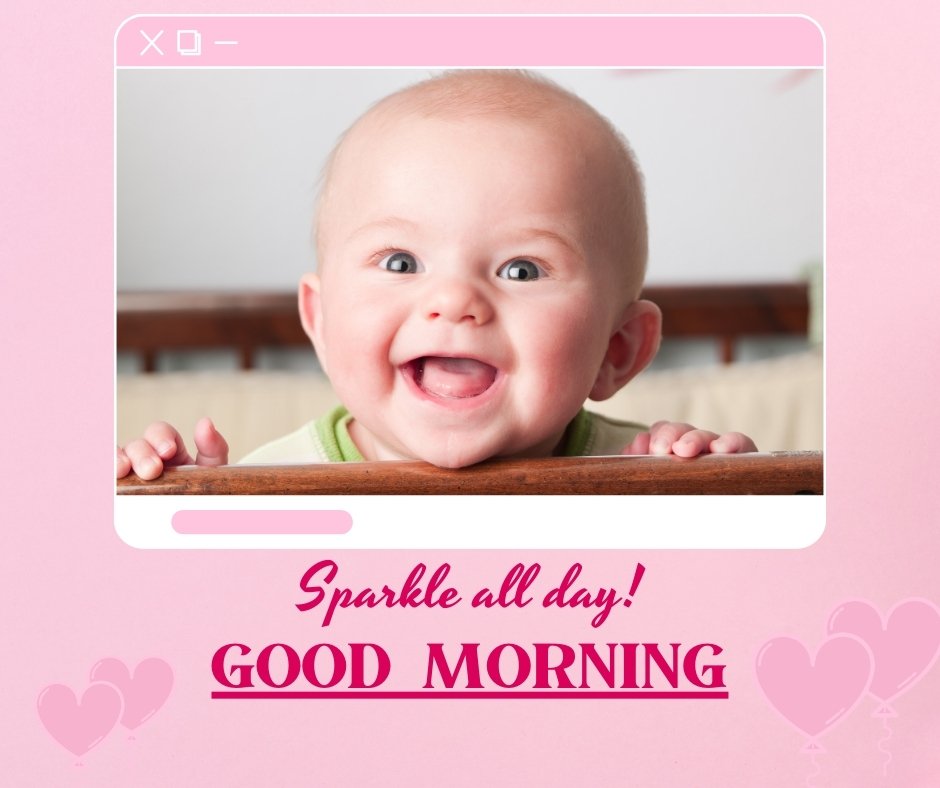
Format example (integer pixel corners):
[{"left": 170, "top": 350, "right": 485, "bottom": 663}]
[{"left": 116, "top": 68, "right": 823, "bottom": 289}]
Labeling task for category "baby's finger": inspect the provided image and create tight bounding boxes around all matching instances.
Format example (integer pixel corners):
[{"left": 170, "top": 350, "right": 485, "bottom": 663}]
[
  {"left": 123, "top": 438, "right": 166, "bottom": 481},
  {"left": 622, "top": 431, "right": 651, "bottom": 456},
  {"left": 710, "top": 432, "right": 758, "bottom": 454},
  {"left": 673, "top": 429, "right": 721, "bottom": 458},
  {"left": 648, "top": 422, "right": 696, "bottom": 455},
  {"left": 193, "top": 417, "right": 229, "bottom": 467},
  {"left": 116, "top": 446, "right": 132, "bottom": 479},
  {"left": 142, "top": 421, "right": 194, "bottom": 466}
]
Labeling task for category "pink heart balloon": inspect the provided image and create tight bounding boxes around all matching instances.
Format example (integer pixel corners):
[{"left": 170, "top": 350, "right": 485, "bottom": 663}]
[
  {"left": 37, "top": 683, "right": 122, "bottom": 757},
  {"left": 89, "top": 657, "right": 174, "bottom": 730},
  {"left": 827, "top": 598, "right": 940, "bottom": 704},
  {"left": 755, "top": 635, "right": 872, "bottom": 740}
]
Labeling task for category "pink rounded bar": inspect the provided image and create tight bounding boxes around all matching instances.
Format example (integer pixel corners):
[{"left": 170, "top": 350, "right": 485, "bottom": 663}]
[{"left": 171, "top": 510, "right": 353, "bottom": 535}]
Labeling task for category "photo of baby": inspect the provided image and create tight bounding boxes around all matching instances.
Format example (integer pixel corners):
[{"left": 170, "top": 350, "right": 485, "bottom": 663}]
[{"left": 116, "top": 67, "right": 823, "bottom": 493}]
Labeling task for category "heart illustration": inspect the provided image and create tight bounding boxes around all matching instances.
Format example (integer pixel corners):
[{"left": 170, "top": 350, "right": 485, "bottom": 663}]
[
  {"left": 827, "top": 598, "right": 940, "bottom": 704},
  {"left": 755, "top": 635, "right": 873, "bottom": 740},
  {"left": 89, "top": 657, "right": 174, "bottom": 730},
  {"left": 37, "top": 683, "right": 123, "bottom": 756}
]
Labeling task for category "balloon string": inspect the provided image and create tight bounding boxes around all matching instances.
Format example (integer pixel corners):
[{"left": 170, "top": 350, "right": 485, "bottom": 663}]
[
  {"left": 805, "top": 752, "right": 820, "bottom": 787},
  {"left": 877, "top": 715, "right": 893, "bottom": 776}
]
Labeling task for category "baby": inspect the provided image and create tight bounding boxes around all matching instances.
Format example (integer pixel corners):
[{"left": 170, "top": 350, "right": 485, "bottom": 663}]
[{"left": 116, "top": 70, "right": 755, "bottom": 479}]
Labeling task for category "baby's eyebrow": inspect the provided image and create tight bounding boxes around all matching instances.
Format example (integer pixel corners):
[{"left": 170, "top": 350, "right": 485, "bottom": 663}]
[
  {"left": 344, "top": 218, "right": 582, "bottom": 257},
  {"left": 347, "top": 216, "right": 419, "bottom": 241},
  {"left": 512, "top": 227, "right": 582, "bottom": 257}
]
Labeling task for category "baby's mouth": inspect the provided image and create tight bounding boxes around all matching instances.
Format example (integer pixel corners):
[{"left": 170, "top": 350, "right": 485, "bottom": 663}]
[{"left": 405, "top": 356, "right": 498, "bottom": 399}]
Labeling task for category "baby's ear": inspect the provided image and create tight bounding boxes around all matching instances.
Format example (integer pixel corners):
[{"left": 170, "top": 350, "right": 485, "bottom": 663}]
[
  {"left": 298, "top": 273, "right": 328, "bottom": 374},
  {"left": 589, "top": 299, "right": 662, "bottom": 401}
]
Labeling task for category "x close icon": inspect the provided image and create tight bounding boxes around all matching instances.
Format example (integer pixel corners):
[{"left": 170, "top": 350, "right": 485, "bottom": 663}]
[{"left": 139, "top": 29, "right": 165, "bottom": 56}]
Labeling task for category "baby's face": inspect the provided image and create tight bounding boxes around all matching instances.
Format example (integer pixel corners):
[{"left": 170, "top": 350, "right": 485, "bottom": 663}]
[{"left": 305, "top": 110, "right": 645, "bottom": 467}]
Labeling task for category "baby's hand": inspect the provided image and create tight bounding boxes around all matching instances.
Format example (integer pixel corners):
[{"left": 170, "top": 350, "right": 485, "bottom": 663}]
[
  {"left": 623, "top": 421, "right": 757, "bottom": 458},
  {"left": 116, "top": 418, "right": 229, "bottom": 480}
]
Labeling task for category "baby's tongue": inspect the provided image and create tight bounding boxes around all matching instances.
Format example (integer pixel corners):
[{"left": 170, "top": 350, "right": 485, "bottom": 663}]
[{"left": 418, "top": 357, "right": 496, "bottom": 399}]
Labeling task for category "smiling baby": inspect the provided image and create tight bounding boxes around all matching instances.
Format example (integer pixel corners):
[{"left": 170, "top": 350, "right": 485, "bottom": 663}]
[{"left": 116, "top": 70, "right": 755, "bottom": 479}]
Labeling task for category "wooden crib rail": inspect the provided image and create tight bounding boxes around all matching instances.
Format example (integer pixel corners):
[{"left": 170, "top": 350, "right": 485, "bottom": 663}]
[{"left": 116, "top": 451, "right": 823, "bottom": 495}]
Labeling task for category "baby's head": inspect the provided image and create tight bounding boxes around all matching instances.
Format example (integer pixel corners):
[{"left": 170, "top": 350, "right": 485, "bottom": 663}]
[{"left": 300, "top": 71, "right": 661, "bottom": 467}]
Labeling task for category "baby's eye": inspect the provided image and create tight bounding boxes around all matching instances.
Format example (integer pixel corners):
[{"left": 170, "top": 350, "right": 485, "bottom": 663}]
[
  {"left": 378, "top": 251, "right": 423, "bottom": 274},
  {"left": 496, "top": 259, "right": 544, "bottom": 281}
]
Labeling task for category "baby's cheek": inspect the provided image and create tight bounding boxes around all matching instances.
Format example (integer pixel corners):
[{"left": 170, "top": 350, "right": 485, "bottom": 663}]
[
  {"left": 539, "top": 325, "right": 603, "bottom": 389},
  {"left": 516, "top": 341, "right": 593, "bottom": 427},
  {"left": 325, "top": 301, "right": 388, "bottom": 352}
]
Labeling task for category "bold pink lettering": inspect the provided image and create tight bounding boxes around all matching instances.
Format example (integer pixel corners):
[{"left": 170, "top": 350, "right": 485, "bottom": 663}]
[
  {"left": 619, "top": 643, "right": 640, "bottom": 689},
  {"left": 212, "top": 643, "right": 254, "bottom": 688},
  {"left": 471, "top": 587, "right": 496, "bottom": 608},
  {"left": 684, "top": 643, "right": 726, "bottom": 688},
  {"left": 543, "top": 563, "right": 583, "bottom": 608},
  {"left": 424, "top": 643, "right": 483, "bottom": 689},
  {"left": 300, "top": 643, "right": 346, "bottom": 688},
  {"left": 643, "top": 643, "right": 680, "bottom": 689},
  {"left": 296, "top": 559, "right": 338, "bottom": 613},
  {"left": 323, "top": 588, "right": 353, "bottom": 627},
  {"left": 256, "top": 643, "right": 301, "bottom": 688},
  {"left": 496, "top": 563, "right": 539, "bottom": 608},
  {"left": 398, "top": 563, "right": 428, "bottom": 606},
  {"left": 349, "top": 643, "right": 391, "bottom": 689},
  {"left": 589, "top": 588, "right": 623, "bottom": 628},
  {"left": 426, "top": 563, "right": 461, "bottom": 608},
  {"left": 579, "top": 643, "right": 617, "bottom": 689},
  {"left": 533, "top": 643, "right": 576, "bottom": 689},
  {"left": 486, "top": 644, "right": 531, "bottom": 689}
]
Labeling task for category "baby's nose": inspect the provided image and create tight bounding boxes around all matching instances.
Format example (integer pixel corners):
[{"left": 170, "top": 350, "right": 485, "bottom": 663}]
[{"left": 423, "top": 279, "right": 494, "bottom": 325}]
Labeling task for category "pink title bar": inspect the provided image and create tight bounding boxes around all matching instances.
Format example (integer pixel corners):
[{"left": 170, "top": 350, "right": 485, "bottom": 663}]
[{"left": 116, "top": 15, "right": 824, "bottom": 68}]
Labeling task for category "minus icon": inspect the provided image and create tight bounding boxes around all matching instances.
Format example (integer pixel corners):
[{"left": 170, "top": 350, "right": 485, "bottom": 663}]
[{"left": 214, "top": 40, "right": 238, "bottom": 46}]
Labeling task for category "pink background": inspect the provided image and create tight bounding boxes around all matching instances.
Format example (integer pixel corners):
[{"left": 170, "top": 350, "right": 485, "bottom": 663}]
[{"left": 4, "top": 2, "right": 940, "bottom": 786}]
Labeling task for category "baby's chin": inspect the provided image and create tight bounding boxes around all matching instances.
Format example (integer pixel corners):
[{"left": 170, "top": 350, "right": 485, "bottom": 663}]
[
  {"left": 409, "top": 441, "right": 504, "bottom": 469},
  {"left": 349, "top": 407, "right": 568, "bottom": 468},
  {"left": 352, "top": 421, "right": 495, "bottom": 468},
  {"left": 403, "top": 432, "right": 562, "bottom": 469}
]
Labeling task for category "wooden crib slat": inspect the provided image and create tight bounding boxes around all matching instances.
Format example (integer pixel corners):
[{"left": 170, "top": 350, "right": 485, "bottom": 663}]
[{"left": 116, "top": 451, "right": 822, "bottom": 496}]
